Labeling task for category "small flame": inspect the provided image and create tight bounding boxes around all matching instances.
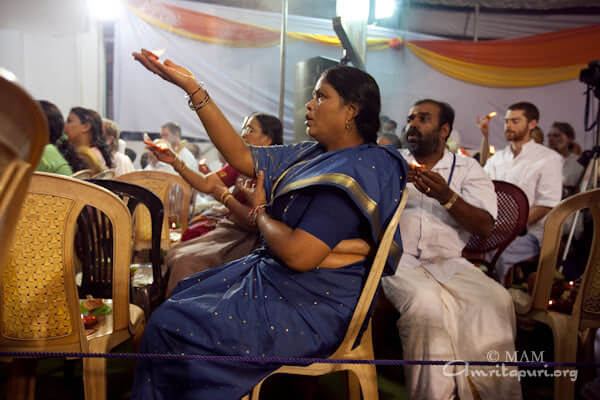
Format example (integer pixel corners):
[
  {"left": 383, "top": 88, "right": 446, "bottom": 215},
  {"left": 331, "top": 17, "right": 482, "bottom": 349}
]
[
  {"left": 489, "top": 145, "right": 496, "bottom": 154},
  {"left": 569, "top": 281, "right": 574, "bottom": 286},
  {"left": 548, "top": 300, "right": 554, "bottom": 306},
  {"left": 487, "top": 111, "right": 497, "bottom": 119},
  {"left": 151, "top": 48, "right": 165, "bottom": 58},
  {"left": 199, "top": 158, "right": 207, "bottom": 165},
  {"left": 411, "top": 160, "right": 424, "bottom": 168},
  {"left": 156, "top": 142, "right": 169, "bottom": 150},
  {"left": 171, "top": 222, "right": 176, "bottom": 229}
]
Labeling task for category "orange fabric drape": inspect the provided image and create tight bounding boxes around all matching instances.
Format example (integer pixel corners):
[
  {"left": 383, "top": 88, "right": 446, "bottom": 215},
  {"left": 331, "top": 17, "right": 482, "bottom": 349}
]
[{"left": 409, "top": 24, "right": 600, "bottom": 68}]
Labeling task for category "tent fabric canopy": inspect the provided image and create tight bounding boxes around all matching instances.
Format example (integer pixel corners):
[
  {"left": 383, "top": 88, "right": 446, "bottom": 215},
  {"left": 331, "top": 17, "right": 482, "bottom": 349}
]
[
  {"left": 412, "top": 0, "right": 600, "bottom": 9},
  {"left": 128, "top": 0, "right": 395, "bottom": 49}
]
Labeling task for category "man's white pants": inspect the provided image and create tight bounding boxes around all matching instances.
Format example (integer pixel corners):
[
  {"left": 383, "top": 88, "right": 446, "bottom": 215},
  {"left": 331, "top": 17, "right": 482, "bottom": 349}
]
[{"left": 382, "top": 265, "right": 522, "bottom": 400}]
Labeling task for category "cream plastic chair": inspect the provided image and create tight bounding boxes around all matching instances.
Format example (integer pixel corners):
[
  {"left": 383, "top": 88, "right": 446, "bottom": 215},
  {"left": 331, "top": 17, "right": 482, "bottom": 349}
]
[
  {"left": 0, "top": 173, "right": 145, "bottom": 400},
  {"left": 511, "top": 188, "right": 600, "bottom": 400},
  {"left": 91, "top": 168, "right": 116, "bottom": 180},
  {"left": 0, "top": 76, "right": 48, "bottom": 272},
  {"left": 247, "top": 189, "right": 408, "bottom": 400},
  {"left": 71, "top": 168, "right": 94, "bottom": 180},
  {"left": 118, "top": 170, "right": 191, "bottom": 250}
]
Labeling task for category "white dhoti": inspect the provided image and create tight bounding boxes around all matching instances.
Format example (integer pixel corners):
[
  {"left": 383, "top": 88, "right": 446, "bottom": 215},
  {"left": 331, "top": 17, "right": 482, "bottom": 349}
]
[{"left": 382, "top": 260, "right": 522, "bottom": 400}]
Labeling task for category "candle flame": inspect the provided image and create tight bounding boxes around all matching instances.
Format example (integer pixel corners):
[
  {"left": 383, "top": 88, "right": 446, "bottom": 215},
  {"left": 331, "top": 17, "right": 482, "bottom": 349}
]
[
  {"left": 487, "top": 111, "right": 497, "bottom": 119},
  {"left": 151, "top": 48, "right": 165, "bottom": 58},
  {"left": 548, "top": 300, "right": 554, "bottom": 306},
  {"left": 489, "top": 145, "right": 496, "bottom": 154}
]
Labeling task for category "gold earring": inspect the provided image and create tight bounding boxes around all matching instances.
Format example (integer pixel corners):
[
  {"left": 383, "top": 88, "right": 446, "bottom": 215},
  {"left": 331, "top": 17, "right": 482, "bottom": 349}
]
[{"left": 345, "top": 119, "right": 351, "bottom": 130}]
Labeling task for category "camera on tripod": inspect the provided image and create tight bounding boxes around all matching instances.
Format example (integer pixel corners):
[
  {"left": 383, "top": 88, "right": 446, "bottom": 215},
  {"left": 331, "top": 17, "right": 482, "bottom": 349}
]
[{"left": 580, "top": 60, "right": 600, "bottom": 96}]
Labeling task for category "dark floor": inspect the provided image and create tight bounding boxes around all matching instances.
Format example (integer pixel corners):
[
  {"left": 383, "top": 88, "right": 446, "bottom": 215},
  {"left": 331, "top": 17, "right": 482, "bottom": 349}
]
[{"left": 0, "top": 322, "right": 595, "bottom": 399}]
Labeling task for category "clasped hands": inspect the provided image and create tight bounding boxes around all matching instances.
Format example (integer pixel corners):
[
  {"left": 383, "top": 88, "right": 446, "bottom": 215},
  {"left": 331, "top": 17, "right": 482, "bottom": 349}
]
[{"left": 408, "top": 165, "right": 453, "bottom": 205}]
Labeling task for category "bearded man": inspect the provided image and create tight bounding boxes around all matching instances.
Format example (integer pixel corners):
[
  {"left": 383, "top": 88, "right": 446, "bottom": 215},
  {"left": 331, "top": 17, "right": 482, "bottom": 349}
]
[
  {"left": 382, "top": 99, "right": 522, "bottom": 400},
  {"left": 478, "top": 102, "right": 562, "bottom": 283}
]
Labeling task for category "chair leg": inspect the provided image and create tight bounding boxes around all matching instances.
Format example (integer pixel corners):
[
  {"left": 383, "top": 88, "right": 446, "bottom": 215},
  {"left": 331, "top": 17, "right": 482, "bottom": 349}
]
[
  {"left": 349, "top": 365, "right": 379, "bottom": 400},
  {"left": 83, "top": 356, "right": 107, "bottom": 400},
  {"left": 551, "top": 324, "right": 578, "bottom": 400},
  {"left": 7, "top": 358, "right": 37, "bottom": 400}
]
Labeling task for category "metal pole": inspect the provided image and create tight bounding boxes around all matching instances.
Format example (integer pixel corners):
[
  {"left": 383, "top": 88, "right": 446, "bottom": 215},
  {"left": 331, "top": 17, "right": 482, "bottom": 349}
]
[
  {"left": 473, "top": 4, "right": 480, "bottom": 42},
  {"left": 278, "top": 0, "right": 288, "bottom": 123}
]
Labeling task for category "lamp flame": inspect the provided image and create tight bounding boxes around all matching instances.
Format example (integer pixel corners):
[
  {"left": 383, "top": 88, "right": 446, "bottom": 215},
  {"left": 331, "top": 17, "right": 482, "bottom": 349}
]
[
  {"left": 151, "top": 48, "right": 165, "bottom": 58},
  {"left": 487, "top": 111, "right": 497, "bottom": 119},
  {"left": 171, "top": 222, "right": 176, "bottom": 229},
  {"left": 411, "top": 160, "right": 424, "bottom": 168},
  {"left": 548, "top": 300, "right": 554, "bottom": 306},
  {"left": 489, "top": 145, "right": 496, "bottom": 155}
]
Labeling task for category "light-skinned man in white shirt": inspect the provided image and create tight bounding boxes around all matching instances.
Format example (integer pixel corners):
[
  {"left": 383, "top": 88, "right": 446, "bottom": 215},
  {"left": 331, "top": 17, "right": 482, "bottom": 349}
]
[{"left": 478, "top": 102, "right": 562, "bottom": 284}]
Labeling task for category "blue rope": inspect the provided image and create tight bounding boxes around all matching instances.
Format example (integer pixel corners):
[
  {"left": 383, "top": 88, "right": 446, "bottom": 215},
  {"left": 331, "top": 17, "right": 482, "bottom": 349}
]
[{"left": 1, "top": 351, "right": 599, "bottom": 368}]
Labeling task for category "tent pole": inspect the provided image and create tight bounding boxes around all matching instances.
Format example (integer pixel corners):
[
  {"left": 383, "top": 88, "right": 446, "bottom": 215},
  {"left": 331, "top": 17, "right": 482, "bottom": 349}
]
[
  {"left": 473, "top": 3, "right": 480, "bottom": 42},
  {"left": 278, "top": 0, "right": 288, "bottom": 123}
]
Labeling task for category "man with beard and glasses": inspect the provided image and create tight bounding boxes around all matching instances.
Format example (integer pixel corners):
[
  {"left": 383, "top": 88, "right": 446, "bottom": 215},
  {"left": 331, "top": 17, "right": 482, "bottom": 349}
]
[
  {"left": 382, "top": 99, "right": 522, "bottom": 400},
  {"left": 478, "top": 102, "right": 562, "bottom": 284}
]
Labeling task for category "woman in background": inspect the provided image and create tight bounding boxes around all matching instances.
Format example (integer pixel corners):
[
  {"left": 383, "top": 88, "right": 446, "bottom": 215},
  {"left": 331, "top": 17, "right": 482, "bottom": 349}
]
[
  {"left": 37, "top": 100, "right": 86, "bottom": 174},
  {"left": 64, "top": 107, "right": 113, "bottom": 173},
  {"left": 164, "top": 112, "right": 283, "bottom": 296}
]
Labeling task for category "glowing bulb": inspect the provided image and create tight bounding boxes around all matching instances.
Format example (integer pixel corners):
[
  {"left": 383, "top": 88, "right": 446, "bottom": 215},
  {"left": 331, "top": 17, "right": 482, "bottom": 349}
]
[
  {"left": 86, "top": 0, "right": 123, "bottom": 21},
  {"left": 376, "top": 0, "right": 396, "bottom": 19}
]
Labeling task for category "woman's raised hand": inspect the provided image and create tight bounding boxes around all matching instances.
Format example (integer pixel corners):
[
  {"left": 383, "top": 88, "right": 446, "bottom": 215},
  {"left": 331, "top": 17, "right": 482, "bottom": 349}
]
[
  {"left": 147, "top": 143, "right": 177, "bottom": 164},
  {"left": 132, "top": 49, "right": 198, "bottom": 93}
]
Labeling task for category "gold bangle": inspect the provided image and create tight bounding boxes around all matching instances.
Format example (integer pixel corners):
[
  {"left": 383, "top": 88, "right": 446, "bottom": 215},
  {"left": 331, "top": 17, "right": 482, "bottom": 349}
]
[
  {"left": 187, "top": 83, "right": 210, "bottom": 111},
  {"left": 173, "top": 158, "right": 187, "bottom": 174},
  {"left": 222, "top": 193, "right": 234, "bottom": 207},
  {"left": 442, "top": 192, "right": 459, "bottom": 210}
]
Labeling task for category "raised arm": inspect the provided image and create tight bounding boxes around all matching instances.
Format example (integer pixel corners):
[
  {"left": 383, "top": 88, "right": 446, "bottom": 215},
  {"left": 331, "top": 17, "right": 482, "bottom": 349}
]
[
  {"left": 477, "top": 115, "right": 490, "bottom": 167},
  {"left": 133, "top": 49, "right": 255, "bottom": 177}
]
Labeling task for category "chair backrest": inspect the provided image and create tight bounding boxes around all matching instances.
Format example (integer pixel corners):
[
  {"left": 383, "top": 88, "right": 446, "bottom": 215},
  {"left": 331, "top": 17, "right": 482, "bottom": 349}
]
[
  {"left": 0, "top": 76, "right": 48, "bottom": 284},
  {"left": 117, "top": 170, "right": 191, "bottom": 250},
  {"left": 462, "top": 180, "right": 529, "bottom": 274},
  {"left": 82, "top": 179, "right": 165, "bottom": 299},
  {"left": 0, "top": 76, "right": 47, "bottom": 167},
  {"left": 92, "top": 168, "right": 116, "bottom": 180},
  {"left": 527, "top": 188, "right": 600, "bottom": 330},
  {"left": 0, "top": 173, "right": 132, "bottom": 350},
  {"left": 332, "top": 189, "right": 408, "bottom": 357},
  {"left": 71, "top": 169, "right": 93, "bottom": 180}
]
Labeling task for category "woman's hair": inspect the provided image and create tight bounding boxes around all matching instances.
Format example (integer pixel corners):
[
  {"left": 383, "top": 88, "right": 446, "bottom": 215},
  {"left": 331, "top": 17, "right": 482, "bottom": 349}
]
[
  {"left": 249, "top": 113, "right": 283, "bottom": 145},
  {"left": 321, "top": 65, "right": 381, "bottom": 143},
  {"left": 102, "top": 118, "right": 121, "bottom": 154},
  {"left": 38, "top": 100, "right": 87, "bottom": 172},
  {"left": 70, "top": 107, "right": 113, "bottom": 168}
]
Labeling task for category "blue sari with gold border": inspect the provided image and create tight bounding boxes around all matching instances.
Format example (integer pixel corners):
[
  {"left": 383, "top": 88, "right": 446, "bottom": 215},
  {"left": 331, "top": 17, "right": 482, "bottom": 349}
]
[{"left": 132, "top": 142, "right": 407, "bottom": 400}]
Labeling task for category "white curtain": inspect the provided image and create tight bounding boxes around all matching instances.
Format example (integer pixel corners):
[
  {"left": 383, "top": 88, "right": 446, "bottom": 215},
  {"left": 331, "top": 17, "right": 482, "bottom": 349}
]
[{"left": 0, "top": 0, "right": 104, "bottom": 118}]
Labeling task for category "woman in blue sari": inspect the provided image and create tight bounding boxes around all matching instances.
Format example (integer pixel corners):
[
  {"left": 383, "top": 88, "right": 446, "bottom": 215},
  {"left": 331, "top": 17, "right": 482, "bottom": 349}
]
[{"left": 132, "top": 49, "right": 407, "bottom": 399}]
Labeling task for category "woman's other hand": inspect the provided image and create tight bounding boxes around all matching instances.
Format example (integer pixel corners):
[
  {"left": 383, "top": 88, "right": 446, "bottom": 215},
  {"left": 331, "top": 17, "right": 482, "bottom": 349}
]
[
  {"left": 132, "top": 49, "right": 198, "bottom": 93},
  {"left": 237, "top": 172, "right": 266, "bottom": 208}
]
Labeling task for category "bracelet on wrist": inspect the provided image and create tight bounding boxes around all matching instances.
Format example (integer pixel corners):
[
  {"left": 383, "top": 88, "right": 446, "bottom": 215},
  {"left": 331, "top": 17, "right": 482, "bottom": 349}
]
[
  {"left": 187, "top": 82, "right": 210, "bottom": 111},
  {"left": 222, "top": 194, "right": 234, "bottom": 207},
  {"left": 441, "top": 192, "right": 459, "bottom": 210},
  {"left": 173, "top": 158, "right": 187, "bottom": 174},
  {"left": 248, "top": 204, "right": 267, "bottom": 225}
]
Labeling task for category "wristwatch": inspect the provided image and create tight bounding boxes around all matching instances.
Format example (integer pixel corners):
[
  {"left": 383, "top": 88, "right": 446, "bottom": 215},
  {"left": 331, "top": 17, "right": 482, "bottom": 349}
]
[{"left": 441, "top": 192, "right": 459, "bottom": 210}]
